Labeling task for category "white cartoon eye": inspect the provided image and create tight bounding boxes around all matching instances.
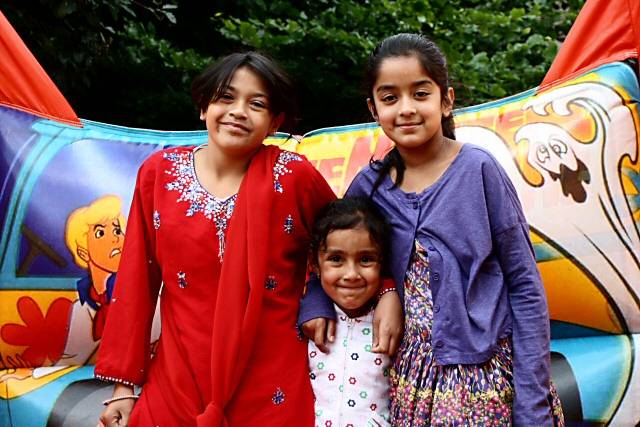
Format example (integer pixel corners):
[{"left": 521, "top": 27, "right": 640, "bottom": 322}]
[
  {"left": 549, "top": 138, "right": 568, "bottom": 157},
  {"left": 536, "top": 144, "right": 550, "bottom": 163}
]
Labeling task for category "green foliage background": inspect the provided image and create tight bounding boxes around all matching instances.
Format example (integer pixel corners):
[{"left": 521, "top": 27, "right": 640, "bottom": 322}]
[{"left": 3, "top": 0, "right": 585, "bottom": 133}]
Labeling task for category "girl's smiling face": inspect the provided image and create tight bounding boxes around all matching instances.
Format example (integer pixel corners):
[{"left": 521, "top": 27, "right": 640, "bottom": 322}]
[
  {"left": 368, "top": 55, "right": 453, "bottom": 152},
  {"left": 201, "top": 66, "right": 282, "bottom": 158},
  {"left": 317, "top": 227, "right": 382, "bottom": 317}
]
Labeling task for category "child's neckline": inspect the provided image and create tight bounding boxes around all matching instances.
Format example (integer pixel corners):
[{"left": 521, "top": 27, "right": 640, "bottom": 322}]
[
  {"left": 190, "top": 144, "right": 239, "bottom": 202},
  {"left": 335, "top": 301, "right": 375, "bottom": 319},
  {"left": 385, "top": 142, "right": 467, "bottom": 197}
]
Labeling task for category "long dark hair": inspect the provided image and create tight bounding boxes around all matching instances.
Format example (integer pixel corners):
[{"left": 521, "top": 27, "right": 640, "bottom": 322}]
[
  {"left": 191, "top": 51, "right": 298, "bottom": 133},
  {"left": 365, "top": 33, "right": 456, "bottom": 195}
]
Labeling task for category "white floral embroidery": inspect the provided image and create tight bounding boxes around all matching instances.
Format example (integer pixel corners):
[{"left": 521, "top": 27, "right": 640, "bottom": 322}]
[
  {"left": 273, "top": 151, "right": 302, "bottom": 193},
  {"left": 164, "top": 149, "right": 238, "bottom": 261}
]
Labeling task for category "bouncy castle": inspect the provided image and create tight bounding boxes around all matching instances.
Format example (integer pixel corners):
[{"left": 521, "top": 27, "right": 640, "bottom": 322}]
[{"left": 1, "top": 0, "right": 639, "bottom": 424}]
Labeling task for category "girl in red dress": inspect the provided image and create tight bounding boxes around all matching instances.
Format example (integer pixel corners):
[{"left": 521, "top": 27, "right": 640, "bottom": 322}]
[{"left": 95, "top": 52, "right": 336, "bottom": 427}]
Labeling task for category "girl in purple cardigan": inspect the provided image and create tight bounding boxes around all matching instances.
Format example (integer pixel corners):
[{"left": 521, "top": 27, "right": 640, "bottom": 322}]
[{"left": 301, "top": 33, "right": 564, "bottom": 426}]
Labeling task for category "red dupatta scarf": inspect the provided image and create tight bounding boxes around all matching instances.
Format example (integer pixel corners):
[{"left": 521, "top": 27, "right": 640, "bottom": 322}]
[{"left": 196, "top": 144, "right": 279, "bottom": 426}]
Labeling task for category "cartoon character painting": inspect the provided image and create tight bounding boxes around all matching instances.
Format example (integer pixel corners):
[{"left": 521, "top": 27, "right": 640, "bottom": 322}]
[
  {"left": 1, "top": 196, "right": 126, "bottom": 372},
  {"left": 62, "top": 195, "right": 125, "bottom": 365},
  {"left": 0, "top": 195, "right": 161, "bottom": 426}
]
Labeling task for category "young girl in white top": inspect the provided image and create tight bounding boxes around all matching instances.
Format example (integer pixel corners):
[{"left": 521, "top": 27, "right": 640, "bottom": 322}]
[{"left": 308, "top": 197, "right": 395, "bottom": 426}]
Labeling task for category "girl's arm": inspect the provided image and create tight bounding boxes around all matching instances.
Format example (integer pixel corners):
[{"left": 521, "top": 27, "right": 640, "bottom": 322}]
[
  {"left": 94, "top": 158, "right": 162, "bottom": 390},
  {"left": 485, "top": 162, "right": 552, "bottom": 426},
  {"left": 298, "top": 273, "right": 337, "bottom": 353},
  {"left": 371, "top": 284, "right": 403, "bottom": 355},
  {"left": 496, "top": 223, "right": 552, "bottom": 426}
]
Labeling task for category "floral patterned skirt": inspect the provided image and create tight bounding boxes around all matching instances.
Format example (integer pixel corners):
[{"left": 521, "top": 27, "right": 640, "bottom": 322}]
[{"left": 390, "top": 241, "right": 564, "bottom": 426}]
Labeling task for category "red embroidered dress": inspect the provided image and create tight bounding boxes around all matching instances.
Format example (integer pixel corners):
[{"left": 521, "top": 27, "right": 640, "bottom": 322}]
[{"left": 95, "top": 145, "right": 335, "bottom": 426}]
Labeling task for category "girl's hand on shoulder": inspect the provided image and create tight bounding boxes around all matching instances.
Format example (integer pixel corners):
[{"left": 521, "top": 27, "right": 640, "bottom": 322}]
[
  {"left": 372, "top": 291, "right": 403, "bottom": 356},
  {"left": 301, "top": 317, "right": 336, "bottom": 354}
]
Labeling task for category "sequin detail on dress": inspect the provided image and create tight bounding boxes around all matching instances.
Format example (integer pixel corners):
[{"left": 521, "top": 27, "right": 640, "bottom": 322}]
[
  {"left": 163, "top": 149, "right": 238, "bottom": 262},
  {"left": 153, "top": 210, "right": 160, "bottom": 230},
  {"left": 273, "top": 151, "right": 302, "bottom": 193},
  {"left": 177, "top": 271, "right": 187, "bottom": 289},
  {"left": 265, "top": 276, "right": 277, "bottom": 290},
  {"left": 210, "top": 195, "right": 238, "bottom": 262},
  {"left": 94, "top": 373, "right": 137, "bottom": 387},
  {"left": 283, "top": 215, "right": 294, "bottom": 234},
  {"left": 272, "top": 388, "right": 285, "bottom": 405}
]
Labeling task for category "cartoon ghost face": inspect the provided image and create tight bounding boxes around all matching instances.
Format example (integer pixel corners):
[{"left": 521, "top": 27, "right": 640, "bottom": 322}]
[
  {"left": 530, "top": 136, "right": 578, "bottom": 174},
  {"left": 522, "top": 127, "right": 591, "bottom": 203}
]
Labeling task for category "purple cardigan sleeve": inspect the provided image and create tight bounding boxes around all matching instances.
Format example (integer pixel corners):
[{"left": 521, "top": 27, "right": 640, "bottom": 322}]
[
  {"left": 297, "top": 273, "right": 336, "bottom": 326},
  {"left": 496, "top": 224, "right": 552, "bottom": 426},
  {"left": 485, "top": 163, "right": 553, "bottom": 426}
]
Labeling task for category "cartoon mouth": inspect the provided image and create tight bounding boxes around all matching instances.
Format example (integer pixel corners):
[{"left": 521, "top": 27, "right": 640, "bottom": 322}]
[
  {"left": 110, "top": 248, "right": 122, "bottom": 258},
  {"left": 547, "top": 158, "right": 591, "bottom": 203}
]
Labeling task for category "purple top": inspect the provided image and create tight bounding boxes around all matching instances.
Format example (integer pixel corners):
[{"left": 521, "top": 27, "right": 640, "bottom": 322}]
[{"left": 299, "top": 144, "right": 553, "bottom": 426}]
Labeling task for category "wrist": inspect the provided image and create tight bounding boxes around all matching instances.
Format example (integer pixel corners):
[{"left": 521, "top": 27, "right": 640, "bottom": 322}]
[
  {"left": 378, "top": 287, "right": 397, "bottom": 300},
  {"left": 102, "top": 394, "right": 138, "bottom": 406},
  {"left": 113, "top": 383, "right": 134, "bottom": 395},
  {"left": 378, "top": 277, "right": 397, "bottom": 299}
]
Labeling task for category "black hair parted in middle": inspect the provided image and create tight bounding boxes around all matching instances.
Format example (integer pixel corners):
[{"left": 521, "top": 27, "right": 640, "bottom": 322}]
[
  {"left": 190, "top": 51, "right": 299, "bottom": 133},
  {"left": 365, "top": 33, "right": 456, "bottom": 196},
  {"left": 310, "top": 197, "right": 390, "bottom": 267}
]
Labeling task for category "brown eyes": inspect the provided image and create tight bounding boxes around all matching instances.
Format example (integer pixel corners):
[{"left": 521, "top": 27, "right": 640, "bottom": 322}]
[
  {"left": 379, "top": 91, "right": 431, "bottom": 103},
  {"left": 218, "top": 93, "right": 268, "bottom": 110},
  {"left": 250, "top": 101, "right": 267, "bottom": 109},
  {"left": 324, "top": 255, "right": 379, "bottom": 265}
]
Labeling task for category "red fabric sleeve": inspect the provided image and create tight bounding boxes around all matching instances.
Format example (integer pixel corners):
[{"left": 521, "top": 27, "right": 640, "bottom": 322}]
[
  {"left": 296, "top": 158, "right": 337, "bottom": 236},
  {"left": 378, "top": 277, "right": 397, "bottom": 296},
  {"left": 95, "top": 156, "right": 162, "bottom": 386}
]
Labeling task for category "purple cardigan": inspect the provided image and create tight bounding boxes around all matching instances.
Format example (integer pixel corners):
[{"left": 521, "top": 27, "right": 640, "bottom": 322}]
[{"left": 300, "top": 143, "right": 553, "bottom": 426}]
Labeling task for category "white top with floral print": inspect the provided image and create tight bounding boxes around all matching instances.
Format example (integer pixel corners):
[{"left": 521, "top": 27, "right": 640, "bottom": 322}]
[{"left": 309, "top": 304, "right": 392, "bottom": 427}]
